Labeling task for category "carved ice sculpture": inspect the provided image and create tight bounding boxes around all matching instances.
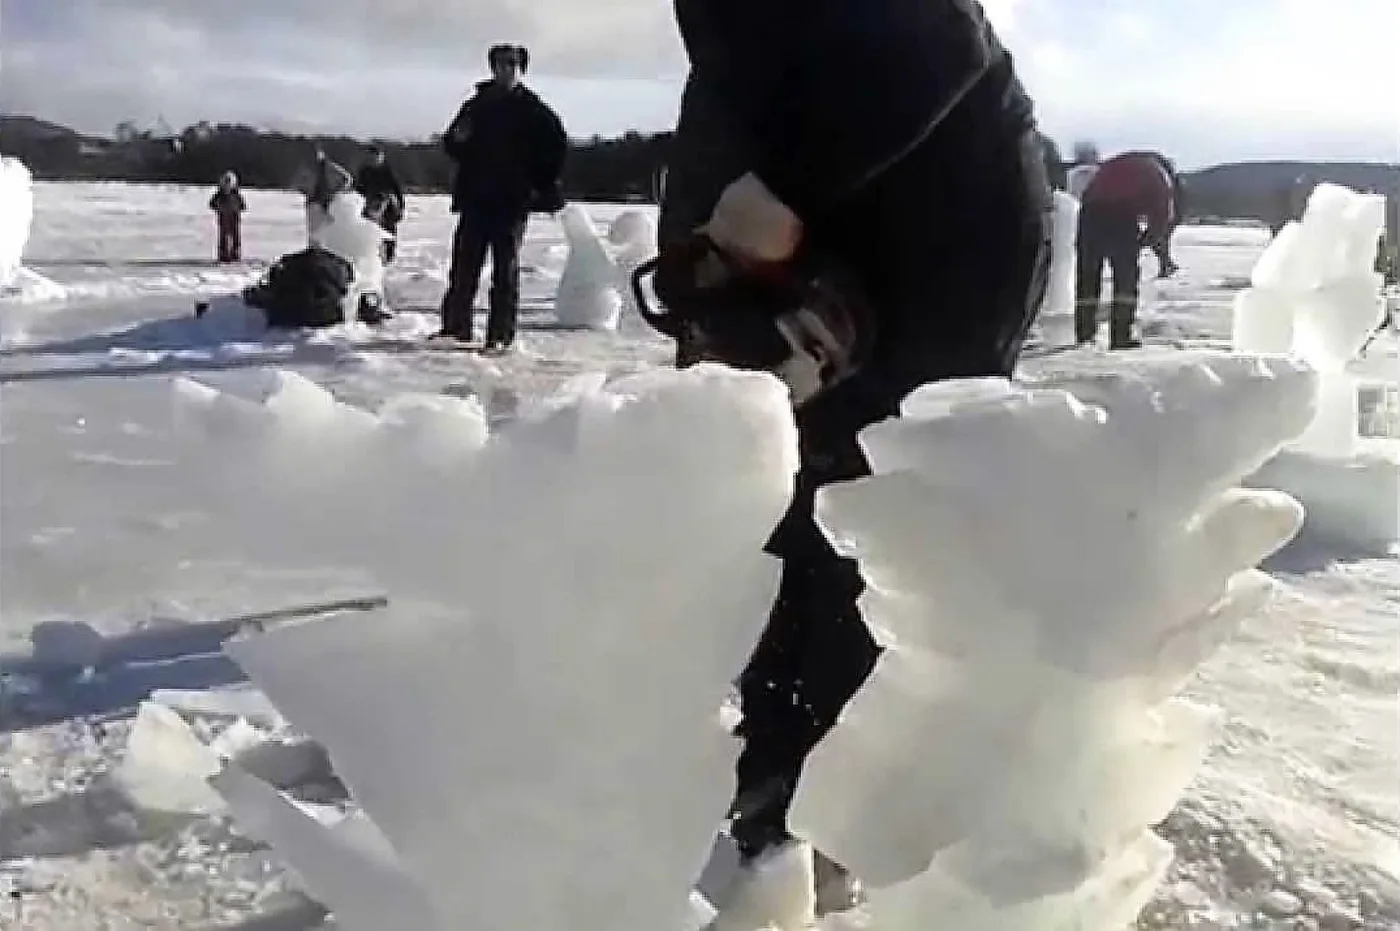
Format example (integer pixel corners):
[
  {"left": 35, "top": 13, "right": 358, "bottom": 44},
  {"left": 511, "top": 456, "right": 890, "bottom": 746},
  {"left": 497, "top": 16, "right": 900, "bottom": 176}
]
[
  {"left": 787, "top": 350, "right": 1315, "bottom": 929},
  {"left": 0, "top": 157, "right": 65, "bottom": 306},
  {"left": 1235, "top": 183, "right": 1399, "bottom": 549},
  {"left": 555, "top": 203, "right": 624, "bottom": 330},
  {"left": 313, "top": 190, "right": 390, "bottom": 323},
  {"left": 1035, "top": 190, "right": 1081, "bottom": 346},
  {"left": 609, "top": 209, "right": 658, "bottom": 321},
  {"left": 0, "top": 156, "right": 34, "bottom": 290},
  {"left": 166, "top": 365, "right": 797, "bottom": 931},
  {"left": 158, "top": 351, "right": 1324, "bottom": 931}
]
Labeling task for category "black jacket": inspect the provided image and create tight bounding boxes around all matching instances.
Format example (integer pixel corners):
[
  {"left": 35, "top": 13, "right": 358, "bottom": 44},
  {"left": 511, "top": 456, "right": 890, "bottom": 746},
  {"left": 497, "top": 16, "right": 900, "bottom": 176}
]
[
  {"left": 671, "top": 0, "right": 1034, "bottom": 218},
  {"left": 442, "top": 80, "right": 568, "bottom": 217},
  {"left": 663, "top": 0, "right": 1050, "bottom": 424},
  {"left": 355, "top": 162, "right": 406, "bottom": 226},
  {"left": 209, "top": 188, "right": 246, "bottom": 215}
]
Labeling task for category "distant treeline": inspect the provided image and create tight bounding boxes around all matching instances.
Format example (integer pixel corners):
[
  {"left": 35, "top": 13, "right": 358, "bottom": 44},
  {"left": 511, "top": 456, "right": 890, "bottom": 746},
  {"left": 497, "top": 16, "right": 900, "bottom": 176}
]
[
  {"left": 3, "top": 114, "right": 1397, "bottom": 225},
  {"left": 1, "top": 115, "right": 668, "bottom": 204}
]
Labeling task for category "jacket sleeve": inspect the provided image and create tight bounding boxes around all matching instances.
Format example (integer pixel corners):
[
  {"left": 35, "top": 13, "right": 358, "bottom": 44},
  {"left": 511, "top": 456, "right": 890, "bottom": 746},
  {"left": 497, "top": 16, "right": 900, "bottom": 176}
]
[
  {"left": 680, "top": 0, "right": 1000, "bottom": 218},
  {"left": 531, "top": 98, "right": 569, "bottom": 184},
  {"left": 209, "top": 192, "right": 219, "bottom": 211},
  {"left": 1141, "top": 158, "right": 1176, "bottom": 243},
  {"left": 442, "top": 99, "right": 476, "bottom": 161},
  {"left": 236, "top": 192, "right": 247, "bottom": 212}
]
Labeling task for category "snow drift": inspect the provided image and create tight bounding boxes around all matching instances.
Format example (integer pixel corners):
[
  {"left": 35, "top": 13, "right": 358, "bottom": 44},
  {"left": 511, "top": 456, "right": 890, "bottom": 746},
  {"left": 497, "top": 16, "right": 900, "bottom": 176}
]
[
  {"left": 144, "top": 346, "right": 1316, "bottom": 931},
  {"left": 1234, "top": 182, "right": 1399, "bottom": 550}
]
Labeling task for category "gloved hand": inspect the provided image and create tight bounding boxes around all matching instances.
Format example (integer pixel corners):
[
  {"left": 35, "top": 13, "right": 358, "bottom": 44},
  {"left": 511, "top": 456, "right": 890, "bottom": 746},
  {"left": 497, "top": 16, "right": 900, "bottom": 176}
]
[
  {"left": 530, "top": 181, "right": 567, "bottom": 215},
  {"left": 701, "top": 173, "right": 804, "bottom": 265}
]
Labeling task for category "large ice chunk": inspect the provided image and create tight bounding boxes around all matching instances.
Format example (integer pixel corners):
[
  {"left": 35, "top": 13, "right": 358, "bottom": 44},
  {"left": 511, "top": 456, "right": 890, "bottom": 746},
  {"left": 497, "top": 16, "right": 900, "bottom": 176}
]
[{"left": 210, "top": 764, "right": 434, "bottom": 931}]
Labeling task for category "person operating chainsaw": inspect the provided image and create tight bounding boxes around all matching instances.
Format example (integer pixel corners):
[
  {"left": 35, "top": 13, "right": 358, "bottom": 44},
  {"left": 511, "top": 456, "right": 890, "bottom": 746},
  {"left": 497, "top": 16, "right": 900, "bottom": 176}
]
[{"left": 633, "top": 0, "right": 1056, "bottom": 879}]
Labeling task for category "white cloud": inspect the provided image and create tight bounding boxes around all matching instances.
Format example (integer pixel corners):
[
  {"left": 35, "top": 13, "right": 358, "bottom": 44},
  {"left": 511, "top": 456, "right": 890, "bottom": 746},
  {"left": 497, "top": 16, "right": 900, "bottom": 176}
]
[{"left": 2, "top": 0, "right": 1395, "bottom": 166}]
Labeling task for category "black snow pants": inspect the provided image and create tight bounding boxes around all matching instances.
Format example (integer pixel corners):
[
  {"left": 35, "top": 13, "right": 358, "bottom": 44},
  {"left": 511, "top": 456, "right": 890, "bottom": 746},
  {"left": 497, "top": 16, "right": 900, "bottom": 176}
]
[
  {"left": 439, "top": 208, "right": 528, "bottom": 345},
  {"left": 728, "top": 399, "right": 881, "bottom": 855},
  {"left": 215, "top": 213, "right": 242, "bottom": 263},
  {"left": 381, "top": 220, "right": 399, "bottom": 264},
  {"left": 1075, "top": 203, "right": 1143, "bottom": 348}
]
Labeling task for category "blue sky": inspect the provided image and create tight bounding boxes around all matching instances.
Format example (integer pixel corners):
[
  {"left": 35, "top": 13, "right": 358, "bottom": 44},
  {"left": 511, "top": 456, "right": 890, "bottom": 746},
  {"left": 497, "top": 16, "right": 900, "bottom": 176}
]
[{"left": 2, "top": 0, "right": 1396, "bottom": 169}]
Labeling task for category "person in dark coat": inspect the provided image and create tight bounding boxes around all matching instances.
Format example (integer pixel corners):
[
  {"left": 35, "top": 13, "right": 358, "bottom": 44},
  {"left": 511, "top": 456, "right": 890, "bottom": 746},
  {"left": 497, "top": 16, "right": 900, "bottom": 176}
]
[
  {"left": 355, "top": 145, "right": 406, "bottom": 263},
  {"left": 209, "top": 170, "right": 247, "bottom": 263},
  {"left": 653, "top": 0, "right": 1053, "bottom": 872},
  {"left": 1074, "top": 150, "right": 1176, "bottom": 349},
  {"left": 437, "top": 44, "right": 568, "bottom": 349}
]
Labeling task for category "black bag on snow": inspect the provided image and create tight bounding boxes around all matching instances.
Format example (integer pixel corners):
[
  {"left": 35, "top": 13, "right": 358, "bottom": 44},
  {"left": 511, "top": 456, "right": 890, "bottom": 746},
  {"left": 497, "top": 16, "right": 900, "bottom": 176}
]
[{"left": 243, "top": 247, "right": 354, "bottom": 329}]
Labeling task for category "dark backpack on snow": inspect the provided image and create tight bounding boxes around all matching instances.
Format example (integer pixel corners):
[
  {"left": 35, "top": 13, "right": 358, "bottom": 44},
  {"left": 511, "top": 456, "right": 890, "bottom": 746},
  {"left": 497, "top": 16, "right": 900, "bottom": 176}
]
[{"left": 243, "top": 247, "right": 353, "bottom": 328}]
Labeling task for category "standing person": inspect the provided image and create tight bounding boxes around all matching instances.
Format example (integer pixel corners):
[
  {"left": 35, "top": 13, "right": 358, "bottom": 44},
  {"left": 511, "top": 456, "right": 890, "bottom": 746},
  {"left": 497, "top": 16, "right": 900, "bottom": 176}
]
[
  {"left": 355, "top": 145, "right": 407, "bottom": 263},
  {"left": 437, "top": 43, "right": 568, "bottom": 350},
  {"left": 209, "top": 171, "right": 246, "bottom": 263},
  {"left": 1073, "top": 150, "right": 1176, "bottom": 349},
  {"left": 637, "top": 0, "right": 1053, "bottom": 899}
]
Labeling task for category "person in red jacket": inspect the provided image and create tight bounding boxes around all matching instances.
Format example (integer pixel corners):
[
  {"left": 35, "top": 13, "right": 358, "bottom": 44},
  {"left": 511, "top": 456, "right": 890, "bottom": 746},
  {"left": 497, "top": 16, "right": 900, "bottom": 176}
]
[
  {"left": 1074, "top": 150, "right": 1177, "bottom": 348},
  {"left": 209, "top": 171, "right": 247, "bottom": 263}
]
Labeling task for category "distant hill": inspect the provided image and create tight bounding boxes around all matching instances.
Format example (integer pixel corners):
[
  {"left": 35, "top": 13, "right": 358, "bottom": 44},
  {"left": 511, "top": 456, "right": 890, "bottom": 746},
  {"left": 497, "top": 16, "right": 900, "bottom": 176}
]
[
  {"left": 1, "top": 114, "right": 106, "bottom": 148},
  {"left": 1183, "top": 161, "right": 1399, "bottom": 222},
  {"left": 1, "top": 113, "right": 1396, "bottom": 220}
]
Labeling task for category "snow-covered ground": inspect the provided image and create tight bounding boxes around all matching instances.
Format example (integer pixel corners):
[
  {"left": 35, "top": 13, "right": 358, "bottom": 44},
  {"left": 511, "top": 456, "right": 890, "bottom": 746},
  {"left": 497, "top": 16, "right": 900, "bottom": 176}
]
[{"left": 0, "top": 182, "right": 1397, "bottom": 930}]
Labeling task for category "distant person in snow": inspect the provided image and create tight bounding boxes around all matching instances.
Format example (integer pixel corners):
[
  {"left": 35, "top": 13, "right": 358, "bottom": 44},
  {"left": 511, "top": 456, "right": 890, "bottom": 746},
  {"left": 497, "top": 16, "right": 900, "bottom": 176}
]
[
  {"left": 209, "top": 171, "right": 246, "bottom": 263},
  {"left": 355, "top": 145, "right": 406, "bottom": 263},
  {"left": 637, "top": 0, "right": 1052, "bottom": 906},
  {"left": 437, "top": 43, "right": 568, "bottom": 350},
  {"left": 1074, "top": 149, "right": 1177, "bottom": 349}
]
